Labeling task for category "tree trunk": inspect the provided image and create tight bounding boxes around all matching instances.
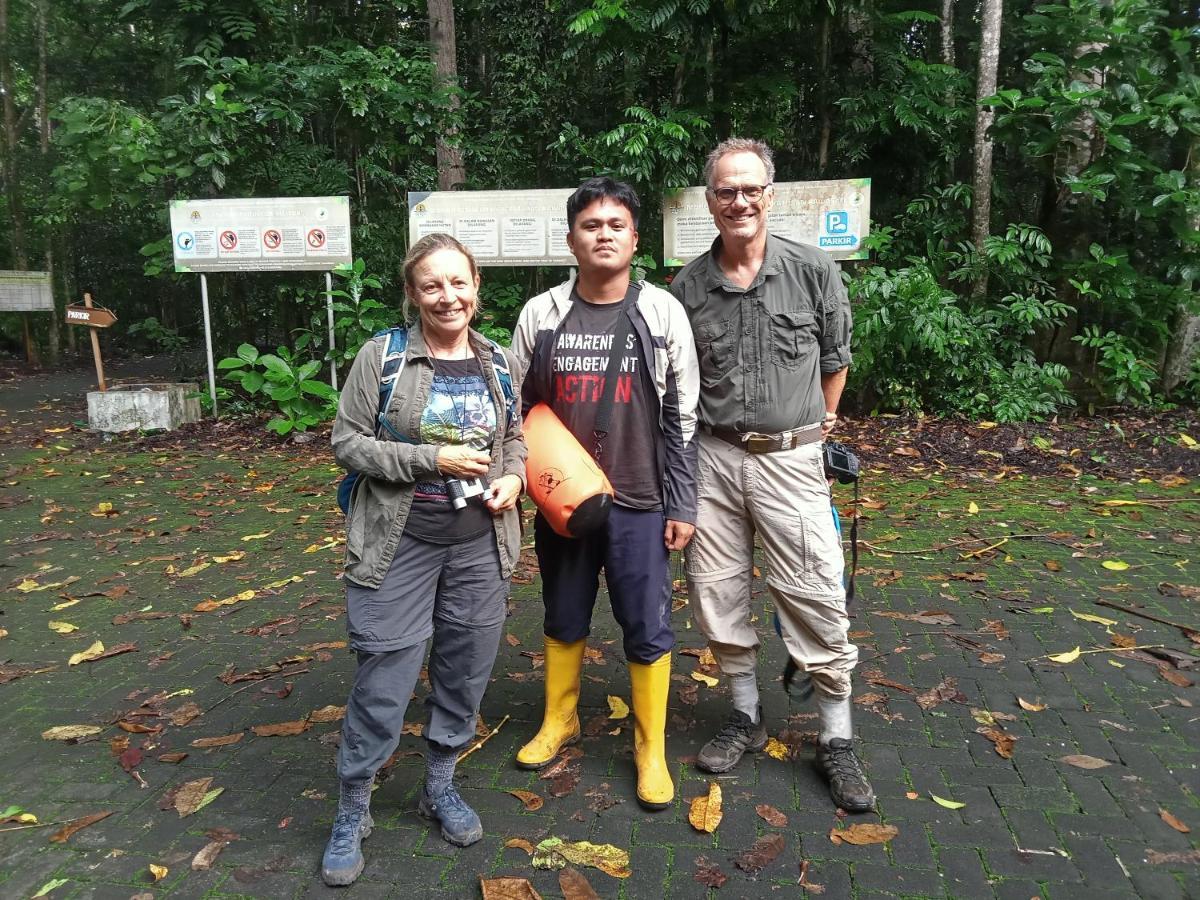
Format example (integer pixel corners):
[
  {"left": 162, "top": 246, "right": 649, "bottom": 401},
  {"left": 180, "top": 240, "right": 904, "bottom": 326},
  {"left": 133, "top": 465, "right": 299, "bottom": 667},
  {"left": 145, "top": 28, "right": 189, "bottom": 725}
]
[
  {"left": 846, "top": 1, "right": 873, "bottom": 78},
  {"left": 1160, "top": 136, "right": 1200, "bottom": 394},
  {"left": 941, "top": 0, "right": 955, "bottom": 67},
  {"left": 969, "top": 0, "right": 1003, "bottom": 301},
  {"left": 0, "top": 0, "right": 28, "bottom": 269},
  {"left": 37, "top": 0, "right": 58, "bottom": 363},
  {"left": 817, "top": 10, "right": 832, "bottom": 172},
  {"left": 427, "top": 0, "right": 465, "bottom": 190}
]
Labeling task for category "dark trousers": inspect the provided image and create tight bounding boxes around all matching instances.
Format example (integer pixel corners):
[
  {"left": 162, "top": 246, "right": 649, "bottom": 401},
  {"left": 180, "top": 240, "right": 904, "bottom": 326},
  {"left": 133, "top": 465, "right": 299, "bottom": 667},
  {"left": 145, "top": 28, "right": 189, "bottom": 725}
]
[{"left": 534, "top": 504, "right": 673, "bottom": 664}]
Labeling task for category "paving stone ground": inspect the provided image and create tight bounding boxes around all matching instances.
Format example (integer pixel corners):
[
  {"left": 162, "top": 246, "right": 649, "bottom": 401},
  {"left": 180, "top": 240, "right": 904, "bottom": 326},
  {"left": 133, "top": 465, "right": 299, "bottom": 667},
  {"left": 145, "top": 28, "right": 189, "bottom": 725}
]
[{"left": 0, "top": 403, "right": 1198, "bottom": 898}]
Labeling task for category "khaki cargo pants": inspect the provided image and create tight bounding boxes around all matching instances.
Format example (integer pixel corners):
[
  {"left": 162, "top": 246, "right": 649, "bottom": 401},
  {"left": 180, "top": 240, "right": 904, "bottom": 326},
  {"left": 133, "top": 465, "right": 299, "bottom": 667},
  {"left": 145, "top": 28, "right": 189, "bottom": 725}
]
[{"left": 685, "top": 433, "right": 857, "bottom": 699}]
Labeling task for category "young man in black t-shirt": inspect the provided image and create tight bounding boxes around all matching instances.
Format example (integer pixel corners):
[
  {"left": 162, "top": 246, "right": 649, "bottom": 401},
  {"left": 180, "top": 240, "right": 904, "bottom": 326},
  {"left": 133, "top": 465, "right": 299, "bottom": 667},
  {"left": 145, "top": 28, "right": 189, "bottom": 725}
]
[{"left": 510, "top": 177, "right": 699, "bottom": 810}]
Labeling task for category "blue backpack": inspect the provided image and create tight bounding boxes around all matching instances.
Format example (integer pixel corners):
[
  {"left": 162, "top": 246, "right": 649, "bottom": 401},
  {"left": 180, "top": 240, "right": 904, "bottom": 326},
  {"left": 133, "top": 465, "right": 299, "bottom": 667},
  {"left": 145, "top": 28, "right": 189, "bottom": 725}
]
[{"left": 337, "top": 327, "right": 517, "bottom": 514}]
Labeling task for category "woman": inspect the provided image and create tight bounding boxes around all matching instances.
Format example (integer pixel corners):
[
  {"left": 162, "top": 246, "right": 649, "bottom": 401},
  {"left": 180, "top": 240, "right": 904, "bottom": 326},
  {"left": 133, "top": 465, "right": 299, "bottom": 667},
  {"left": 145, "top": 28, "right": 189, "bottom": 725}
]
[{"left": 322, "top": 234, "right": 526, "bottom": 887}]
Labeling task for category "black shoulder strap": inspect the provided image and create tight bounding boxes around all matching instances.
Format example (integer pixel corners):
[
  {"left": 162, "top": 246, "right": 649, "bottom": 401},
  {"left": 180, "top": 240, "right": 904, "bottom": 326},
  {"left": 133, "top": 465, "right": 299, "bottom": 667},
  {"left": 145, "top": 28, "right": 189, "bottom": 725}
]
[{"left": 592, "top": 283, "right": 641, "bottom": 459}]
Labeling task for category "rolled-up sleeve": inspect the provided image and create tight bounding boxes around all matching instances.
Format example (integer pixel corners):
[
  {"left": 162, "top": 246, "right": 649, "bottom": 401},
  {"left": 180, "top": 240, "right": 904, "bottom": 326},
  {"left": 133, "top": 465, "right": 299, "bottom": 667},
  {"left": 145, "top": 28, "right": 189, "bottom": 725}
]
[
  {"left": 330, "top": 340, "right": 440, "bottom": 483},
  {"left": 819, "top": 260, "right": 853, "bottom": 373}
]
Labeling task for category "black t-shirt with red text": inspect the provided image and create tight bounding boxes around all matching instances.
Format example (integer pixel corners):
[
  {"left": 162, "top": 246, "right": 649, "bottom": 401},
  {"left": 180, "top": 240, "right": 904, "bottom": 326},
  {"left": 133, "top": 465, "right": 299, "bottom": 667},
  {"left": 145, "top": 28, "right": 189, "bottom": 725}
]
[{"left": 550, "top": 291, "right": 662, "bottom": 509}]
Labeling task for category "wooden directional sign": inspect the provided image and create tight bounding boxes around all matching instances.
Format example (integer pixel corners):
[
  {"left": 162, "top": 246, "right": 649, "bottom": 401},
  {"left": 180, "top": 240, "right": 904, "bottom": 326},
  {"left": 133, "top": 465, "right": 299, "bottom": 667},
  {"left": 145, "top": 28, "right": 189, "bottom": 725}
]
[{"left": 65, "top": 304, "right": 118, "bottom": 328}]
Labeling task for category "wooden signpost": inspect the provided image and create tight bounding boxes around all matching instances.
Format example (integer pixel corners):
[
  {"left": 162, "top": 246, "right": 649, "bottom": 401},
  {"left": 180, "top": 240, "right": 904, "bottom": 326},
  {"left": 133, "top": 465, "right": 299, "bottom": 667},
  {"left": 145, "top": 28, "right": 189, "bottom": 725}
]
[{"left": 64, "top": 293, "right": 117, "bottom": 391}]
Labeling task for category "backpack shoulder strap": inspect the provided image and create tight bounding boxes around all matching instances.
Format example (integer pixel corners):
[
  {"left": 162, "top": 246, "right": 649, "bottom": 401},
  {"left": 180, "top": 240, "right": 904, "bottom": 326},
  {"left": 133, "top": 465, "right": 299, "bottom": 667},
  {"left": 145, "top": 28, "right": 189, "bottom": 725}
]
[
  {"left": 486, "top": 338, "right": 517, "bottom": 427},
  {"left": 375, "top": 327, "right": 410, "bottom": 440}
]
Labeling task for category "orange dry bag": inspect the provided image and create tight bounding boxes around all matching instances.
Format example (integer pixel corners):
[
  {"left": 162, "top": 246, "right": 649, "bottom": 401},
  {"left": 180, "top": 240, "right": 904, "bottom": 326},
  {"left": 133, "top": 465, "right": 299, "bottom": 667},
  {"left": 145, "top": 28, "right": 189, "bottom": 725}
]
[{"left": 523, "top": 402, "right": 614, "bottom": 538}]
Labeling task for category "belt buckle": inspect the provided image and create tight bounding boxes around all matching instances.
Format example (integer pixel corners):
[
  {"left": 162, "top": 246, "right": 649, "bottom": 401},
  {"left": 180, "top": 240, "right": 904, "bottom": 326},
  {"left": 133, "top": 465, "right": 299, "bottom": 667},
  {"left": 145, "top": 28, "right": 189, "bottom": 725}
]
[{"left": 745, "top": 434, "right": 772, "bottom": 454}]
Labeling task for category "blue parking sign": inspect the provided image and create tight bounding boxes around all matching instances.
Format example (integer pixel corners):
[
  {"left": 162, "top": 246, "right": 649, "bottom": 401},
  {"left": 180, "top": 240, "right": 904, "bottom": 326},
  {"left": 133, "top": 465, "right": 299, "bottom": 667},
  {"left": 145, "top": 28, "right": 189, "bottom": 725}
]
[{"left": 825, "top": 211, "right": 849, "bottom": 235}]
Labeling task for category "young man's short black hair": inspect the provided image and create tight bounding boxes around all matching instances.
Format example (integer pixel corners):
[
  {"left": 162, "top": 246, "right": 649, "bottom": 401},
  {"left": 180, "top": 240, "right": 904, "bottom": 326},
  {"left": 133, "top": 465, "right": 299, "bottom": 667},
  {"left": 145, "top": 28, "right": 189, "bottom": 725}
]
[{"left": 566, "top": 177, "right": 641, "bottom": 231}]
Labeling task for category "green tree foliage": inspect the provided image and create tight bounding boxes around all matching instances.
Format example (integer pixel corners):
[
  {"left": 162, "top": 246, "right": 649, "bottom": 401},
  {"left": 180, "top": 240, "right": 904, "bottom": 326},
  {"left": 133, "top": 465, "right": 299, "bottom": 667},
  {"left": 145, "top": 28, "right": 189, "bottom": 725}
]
[{"left": 0, "top": 0, "right": 1196, "bottom": 423}]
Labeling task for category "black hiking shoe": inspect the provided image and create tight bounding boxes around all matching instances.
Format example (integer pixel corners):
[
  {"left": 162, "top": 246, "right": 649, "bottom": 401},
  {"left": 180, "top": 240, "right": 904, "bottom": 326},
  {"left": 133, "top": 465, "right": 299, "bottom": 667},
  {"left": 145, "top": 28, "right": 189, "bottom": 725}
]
[
  {"left": 817, "top": 737, "right": 876, "bottom": 812},
  {"left": 696, "top": 708, "right": 768, "bottom": 773}
]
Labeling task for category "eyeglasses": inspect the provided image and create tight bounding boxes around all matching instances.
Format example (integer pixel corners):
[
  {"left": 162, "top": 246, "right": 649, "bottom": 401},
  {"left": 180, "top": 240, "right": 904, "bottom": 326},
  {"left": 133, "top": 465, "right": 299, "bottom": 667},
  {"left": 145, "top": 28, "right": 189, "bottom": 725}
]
[{"left": 709, "top": 184, "right": 772, "bottom": 204}]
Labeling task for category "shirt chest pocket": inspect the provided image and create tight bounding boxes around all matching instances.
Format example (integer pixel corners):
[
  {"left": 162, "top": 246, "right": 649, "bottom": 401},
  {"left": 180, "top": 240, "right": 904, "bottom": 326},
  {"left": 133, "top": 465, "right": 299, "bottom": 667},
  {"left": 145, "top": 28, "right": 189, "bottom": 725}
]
[
  {"left": 695, "top": 315, "right": 737, "bottom": 384},
  {"left": 768, "top": 310, "right": 818, "bottom": 370}
]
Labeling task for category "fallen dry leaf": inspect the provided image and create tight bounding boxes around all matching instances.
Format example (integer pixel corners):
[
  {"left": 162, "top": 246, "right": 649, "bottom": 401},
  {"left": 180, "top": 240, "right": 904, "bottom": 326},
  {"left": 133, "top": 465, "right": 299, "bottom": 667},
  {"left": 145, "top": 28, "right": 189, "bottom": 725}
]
[
  {"left": 1047, "top": 647, "right": 1082, "bottom": 664},
  {"left": 169, "top": 702, "right": 203, "bottom": 727},
  {"left": 829, "top": 823, "right": 898, "bottom": 846},
  {"left": 308, "top": 705, "right": 345, "bottom": 724},
  {"left": 148, "top": 864, "right": 168, "bottom": 882},
  {"left": 504, "top": 838, "right": 536, "bottom": 855},
  {"left": 532, "top": 837, "right": 631, "bottom": 878},
  {"left": 978, "top": 652, "right": 1006, "bottom": 665},
  {"left": 191, "top": 840, "right": 227, "bottom": 870},
  {"left": 41, "top": 724, "right": 103, "bottom": 742},
  {"left": 1059, "top": 754, "right": 1111, "bottom": 770},
  {"left": 1159, "top": 808, "right": 1190, "bottom": 834},
  {"left": 606, "top": 695, "right": 629, "bottom": 720},
  {"left": 763, "top": 737, "right": 791, "bottom": 761},
  {"left": 1044, "top": 560, "right": 1062, "bottom": 572},
  {"left": 915, "top": 677, "right": 966, "bottom": 710},
  {"left": 173, "top": 777, "right": 217, "bottom": 817},
  {"left": 690, "top": 671, "right": 718, "bottom": 687},
  {"left": 1158, "top": 665, "right": 1193, "bottom": 688},
  {"left": 693, "top": 855, "right": 728, "bottom": 888},
  {"left": 190, "top": 733, "right": 243, "bottom": 749},
  {"left": 1017, "top": 697, "right": 1046, "bottom": 712},
  {"left": 48, "top": 811, "right": 112, "bottom": 843},
  {"left": 755, "top": 804, "right": 788, "bottom": 827},
  {"left": 734, "top": 833, "right": 786, "bottom": 874},
  {"left": 158, "top": 752, "right": 188, "bottom": 764},
  {"left": 68, "top": 640, "right": 105, "bottom": 666},
  {"left": 508, "top": 790, "right": 545, "bottom": 812},
  {"left": 558, "top": 867, "right": 600, "bottom": 900},
  {"left": 480, "top": 876, "right": 543, "bottom": 900},
  {"left": 1145, "top": 849, "right": 1200, "bottom": 865},
  {"left": 688, "top": 782, "right": 723, "bottom": 833},
  {"left": 250, "top": 719, "right": 310, "bottom": 737},
  {"left": 976, "top": 726, "right": 1016, "bottom": 759},
  {"left": 1110, "top": 633, "right": 1137, "bottom": 649}
]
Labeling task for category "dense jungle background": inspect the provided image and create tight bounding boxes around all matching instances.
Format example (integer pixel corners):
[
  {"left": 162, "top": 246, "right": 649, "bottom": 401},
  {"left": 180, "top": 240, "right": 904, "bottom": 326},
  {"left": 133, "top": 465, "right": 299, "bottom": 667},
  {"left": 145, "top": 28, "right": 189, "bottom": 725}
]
[{"left": 0, "top": 0, "right": 1197, "bottom": 429}]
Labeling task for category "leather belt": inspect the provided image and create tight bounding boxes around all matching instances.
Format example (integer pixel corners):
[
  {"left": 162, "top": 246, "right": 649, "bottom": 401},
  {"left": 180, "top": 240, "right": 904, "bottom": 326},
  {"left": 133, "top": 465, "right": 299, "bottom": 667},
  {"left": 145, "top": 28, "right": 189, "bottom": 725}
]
[{"left": 702, "top": 423, "right": 823, "bottom": 454}]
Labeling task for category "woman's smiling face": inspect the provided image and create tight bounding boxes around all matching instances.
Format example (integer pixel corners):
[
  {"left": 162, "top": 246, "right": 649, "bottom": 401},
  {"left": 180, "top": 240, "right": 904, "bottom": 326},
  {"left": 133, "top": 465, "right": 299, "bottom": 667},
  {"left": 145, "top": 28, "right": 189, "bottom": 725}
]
[{"left": 407, "top": 247, "right": 480, "bottom": 343}]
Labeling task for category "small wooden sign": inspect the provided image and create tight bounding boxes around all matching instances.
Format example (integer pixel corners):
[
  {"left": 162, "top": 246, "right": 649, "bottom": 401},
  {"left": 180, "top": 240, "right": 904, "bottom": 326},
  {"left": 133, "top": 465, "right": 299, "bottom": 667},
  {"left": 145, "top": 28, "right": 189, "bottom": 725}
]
[{"left": 65, "top": 304, "right": 118, "bottom": 328}]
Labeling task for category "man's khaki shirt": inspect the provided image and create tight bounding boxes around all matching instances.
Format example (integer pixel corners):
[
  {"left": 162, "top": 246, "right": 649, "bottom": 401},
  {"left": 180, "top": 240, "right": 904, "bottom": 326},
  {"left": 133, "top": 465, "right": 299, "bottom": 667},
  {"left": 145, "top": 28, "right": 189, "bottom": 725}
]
[{"left": 669, "top": 233, "right": 852, "bottom": 434}]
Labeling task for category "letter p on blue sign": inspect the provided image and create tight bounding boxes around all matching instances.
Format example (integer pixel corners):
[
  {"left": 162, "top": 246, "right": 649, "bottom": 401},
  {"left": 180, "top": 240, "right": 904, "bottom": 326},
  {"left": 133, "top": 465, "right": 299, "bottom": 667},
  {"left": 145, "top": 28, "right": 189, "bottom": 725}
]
[{"left": 825, "top": 211, "right": 849, "bottom": 235}]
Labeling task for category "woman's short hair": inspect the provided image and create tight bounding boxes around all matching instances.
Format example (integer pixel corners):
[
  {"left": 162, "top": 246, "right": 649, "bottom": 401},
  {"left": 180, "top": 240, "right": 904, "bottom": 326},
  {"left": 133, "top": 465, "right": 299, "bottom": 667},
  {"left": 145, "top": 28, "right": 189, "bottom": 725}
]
[
  {"left": 401, "top": 233, "right": 481, "bottom": 322},
  {"left": 403, "top": 233, "right": 480, "bottom": 292},
  {"left": 704, "top": 138, "right": 776, "bottom": 188}
]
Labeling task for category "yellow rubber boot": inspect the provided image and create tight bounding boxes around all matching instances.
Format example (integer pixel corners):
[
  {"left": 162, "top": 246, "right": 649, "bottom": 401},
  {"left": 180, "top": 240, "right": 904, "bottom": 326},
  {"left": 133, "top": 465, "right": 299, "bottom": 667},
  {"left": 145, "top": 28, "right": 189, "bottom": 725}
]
[
  {"left": 515, "top": 637, "right": 585, "bottom": 769},
  {"left": 629, "top": 652, "right": 674, "bottom": 810}
]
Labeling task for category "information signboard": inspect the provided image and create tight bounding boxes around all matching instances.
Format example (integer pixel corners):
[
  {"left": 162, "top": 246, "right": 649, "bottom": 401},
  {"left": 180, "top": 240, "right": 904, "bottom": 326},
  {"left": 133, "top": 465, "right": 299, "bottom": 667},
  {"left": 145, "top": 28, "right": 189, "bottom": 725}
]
[
  {"left": 0, "top": 271, "right": 54, "bottom": 312},
  {"left": 408, "top": 189, "right": 577, "bottom": 267},
  {"left": 170, "top": 197, "right": 352, "bottom": 272},
  {"left": 663, "top": 178, "right": 871, "bottom": 266}
]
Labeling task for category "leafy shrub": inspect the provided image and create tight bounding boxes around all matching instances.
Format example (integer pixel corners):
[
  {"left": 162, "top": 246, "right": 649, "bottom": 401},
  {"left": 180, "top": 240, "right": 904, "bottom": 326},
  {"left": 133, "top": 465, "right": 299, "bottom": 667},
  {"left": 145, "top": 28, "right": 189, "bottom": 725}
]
[
  {"left": 849, "top": 262, "right": 1072, "bottom": 421},
  {"left": 218, "top": 343, "right": 338, "bottom": 435},
  {"left": 1072, "top": 325, "right": 1158, "bottom": 406}
]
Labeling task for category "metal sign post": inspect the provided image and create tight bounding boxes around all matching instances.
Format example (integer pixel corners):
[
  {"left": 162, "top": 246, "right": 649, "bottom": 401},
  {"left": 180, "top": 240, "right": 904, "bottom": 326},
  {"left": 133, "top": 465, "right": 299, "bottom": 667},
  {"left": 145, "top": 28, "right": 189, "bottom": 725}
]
[
  {"left": 199, "top": 274, "right": 217, "bottom": 415},
  {"left": 325, "top": 272, "right": 337, "bottom": 391}
]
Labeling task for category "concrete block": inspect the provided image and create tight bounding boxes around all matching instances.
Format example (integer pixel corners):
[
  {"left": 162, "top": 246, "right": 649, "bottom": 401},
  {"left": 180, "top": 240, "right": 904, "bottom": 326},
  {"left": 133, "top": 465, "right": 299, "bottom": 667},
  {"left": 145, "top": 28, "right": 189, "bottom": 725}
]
[{"left": 87, "top": 382, "right": 202, "bottom": 432}]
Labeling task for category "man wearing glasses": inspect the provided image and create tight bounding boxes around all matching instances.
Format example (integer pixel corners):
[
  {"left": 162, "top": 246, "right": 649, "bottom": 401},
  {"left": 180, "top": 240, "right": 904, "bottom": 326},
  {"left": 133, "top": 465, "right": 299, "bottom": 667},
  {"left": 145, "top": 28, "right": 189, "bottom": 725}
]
[{"left": 668, "top": 138, "right": 873, "bottom": 813}]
